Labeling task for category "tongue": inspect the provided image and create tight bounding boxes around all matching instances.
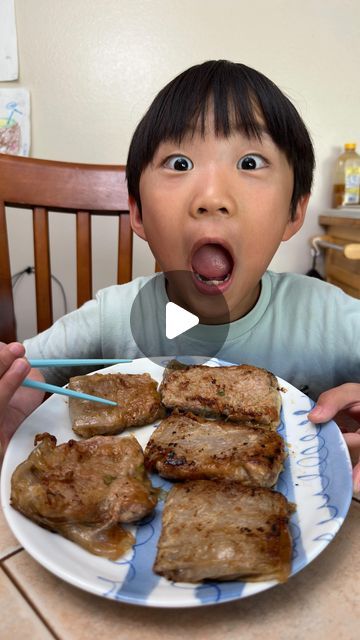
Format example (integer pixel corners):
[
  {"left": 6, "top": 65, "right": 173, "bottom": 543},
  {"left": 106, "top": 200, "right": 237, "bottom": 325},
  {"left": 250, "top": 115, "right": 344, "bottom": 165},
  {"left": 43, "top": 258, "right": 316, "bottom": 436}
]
[{"left": 192, "top": 244, "right": 232, "bottom": 279}]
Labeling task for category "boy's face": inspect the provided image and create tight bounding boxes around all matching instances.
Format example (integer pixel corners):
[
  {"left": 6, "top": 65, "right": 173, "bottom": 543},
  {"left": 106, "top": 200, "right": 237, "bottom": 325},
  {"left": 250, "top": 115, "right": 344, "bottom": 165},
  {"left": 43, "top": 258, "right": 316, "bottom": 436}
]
[{"left": 130, "top": 122, "right": 308, "bottom": 323}]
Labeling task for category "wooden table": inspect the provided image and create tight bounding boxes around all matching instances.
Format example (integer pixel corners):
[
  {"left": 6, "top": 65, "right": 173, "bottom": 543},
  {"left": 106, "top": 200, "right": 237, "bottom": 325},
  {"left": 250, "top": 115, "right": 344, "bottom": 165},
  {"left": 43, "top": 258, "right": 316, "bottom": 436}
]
[
  {"left": 0, "top": 497, "right": 359, "bottom": 640},
  {"left": 319, "top": 210, "right": 360, "bottom": 298}
]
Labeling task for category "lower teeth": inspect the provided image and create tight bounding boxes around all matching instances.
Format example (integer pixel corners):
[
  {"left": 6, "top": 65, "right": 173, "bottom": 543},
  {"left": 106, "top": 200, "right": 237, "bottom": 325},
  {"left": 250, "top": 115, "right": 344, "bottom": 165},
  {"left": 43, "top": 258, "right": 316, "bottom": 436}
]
[{"left": 195, "top": 272, "right": 230, "bottom": 285}]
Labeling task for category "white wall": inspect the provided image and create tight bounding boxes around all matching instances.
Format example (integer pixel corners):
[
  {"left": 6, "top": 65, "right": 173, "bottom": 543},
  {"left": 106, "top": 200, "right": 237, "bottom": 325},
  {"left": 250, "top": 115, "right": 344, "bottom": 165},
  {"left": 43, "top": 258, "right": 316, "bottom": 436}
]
[{"left": 4, "top": 0, "right": 360, "bottom": 340}]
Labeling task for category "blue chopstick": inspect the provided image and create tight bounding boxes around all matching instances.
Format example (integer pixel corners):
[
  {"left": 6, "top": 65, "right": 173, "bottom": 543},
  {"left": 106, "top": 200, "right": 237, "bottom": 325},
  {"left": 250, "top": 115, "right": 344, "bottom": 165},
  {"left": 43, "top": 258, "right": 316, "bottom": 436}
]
[
  {"left": 22, "top": 378, "right": 117, "bottom": 406},
  {"left": 29, "top": 359, "right": 132, "bottom": 367}
]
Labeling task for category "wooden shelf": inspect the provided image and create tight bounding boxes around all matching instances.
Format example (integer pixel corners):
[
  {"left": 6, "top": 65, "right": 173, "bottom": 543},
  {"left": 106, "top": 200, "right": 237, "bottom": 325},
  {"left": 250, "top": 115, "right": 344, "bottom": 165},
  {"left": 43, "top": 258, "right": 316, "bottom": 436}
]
[{"left": 319, "top": 214, "right": 360, "bottom": 298}]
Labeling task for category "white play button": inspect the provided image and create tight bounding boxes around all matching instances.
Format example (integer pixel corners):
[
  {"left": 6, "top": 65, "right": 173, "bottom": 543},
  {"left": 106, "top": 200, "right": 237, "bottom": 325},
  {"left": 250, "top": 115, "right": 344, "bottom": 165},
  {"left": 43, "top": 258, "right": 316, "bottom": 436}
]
[
  {"left": 130, "top": 270, "right": 230, "bottom": 366},
  {"left": 165, "top": 302, "right": 199, "bottom": 339}
]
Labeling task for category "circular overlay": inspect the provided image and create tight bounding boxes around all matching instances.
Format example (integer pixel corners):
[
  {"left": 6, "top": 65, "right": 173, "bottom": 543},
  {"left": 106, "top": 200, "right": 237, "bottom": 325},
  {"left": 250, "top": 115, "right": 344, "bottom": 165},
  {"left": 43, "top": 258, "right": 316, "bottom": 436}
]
[{"left": 130, "top": 270, "right": 230, "bottom": 366}]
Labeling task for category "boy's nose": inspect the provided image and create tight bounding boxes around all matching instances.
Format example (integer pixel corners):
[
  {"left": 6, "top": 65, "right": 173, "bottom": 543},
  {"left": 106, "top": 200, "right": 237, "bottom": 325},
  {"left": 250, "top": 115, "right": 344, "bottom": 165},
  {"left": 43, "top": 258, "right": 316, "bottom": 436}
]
[
  {"left": 189, "top": 171, "right": 235, "bottom": 218},
  {"left": 195, "top": 204, "right": 230, "bottom": 216}
]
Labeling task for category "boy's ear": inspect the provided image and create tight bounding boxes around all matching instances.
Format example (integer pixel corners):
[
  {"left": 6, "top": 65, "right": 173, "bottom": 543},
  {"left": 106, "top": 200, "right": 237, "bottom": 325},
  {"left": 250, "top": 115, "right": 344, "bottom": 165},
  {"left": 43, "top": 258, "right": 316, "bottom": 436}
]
[
  {"left": 282, "top": 194, "right": 310, "bottom": 242},
  {"left": 129, "top": 195, "right": 147, "bottom": 241}
]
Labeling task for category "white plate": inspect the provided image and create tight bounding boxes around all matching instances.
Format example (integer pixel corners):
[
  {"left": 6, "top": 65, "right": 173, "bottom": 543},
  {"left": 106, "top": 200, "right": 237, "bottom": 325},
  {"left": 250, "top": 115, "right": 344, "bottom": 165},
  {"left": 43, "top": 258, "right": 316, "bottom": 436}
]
[{"left": 1, "top": 357, "right": 353, "bottom": 608}]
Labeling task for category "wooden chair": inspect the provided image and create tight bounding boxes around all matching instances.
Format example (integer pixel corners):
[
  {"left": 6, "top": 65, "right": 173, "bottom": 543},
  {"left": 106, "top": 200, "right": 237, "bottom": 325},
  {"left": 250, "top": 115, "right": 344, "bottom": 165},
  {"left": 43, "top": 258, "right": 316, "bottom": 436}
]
[{"left": 0, "top": 154, "right": 134, "bottom": 343}]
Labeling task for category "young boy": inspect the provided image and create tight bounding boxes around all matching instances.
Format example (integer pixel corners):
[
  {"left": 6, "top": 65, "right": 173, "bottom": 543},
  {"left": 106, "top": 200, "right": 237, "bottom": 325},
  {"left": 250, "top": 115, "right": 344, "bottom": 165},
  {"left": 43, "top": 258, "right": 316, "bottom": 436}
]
[{"left": 1, "top": 60, "right": 359, "bottom": 489}]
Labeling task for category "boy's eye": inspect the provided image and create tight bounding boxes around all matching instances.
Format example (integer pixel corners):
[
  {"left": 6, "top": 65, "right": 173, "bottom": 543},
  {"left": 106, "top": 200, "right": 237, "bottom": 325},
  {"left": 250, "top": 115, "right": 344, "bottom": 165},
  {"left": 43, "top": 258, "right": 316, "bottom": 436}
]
[
  {"left": 164, "top": 155, "right": 194, "bottom": 171},
  {"left": 237, "top": 154, "right": 268, "bottom": 170}
]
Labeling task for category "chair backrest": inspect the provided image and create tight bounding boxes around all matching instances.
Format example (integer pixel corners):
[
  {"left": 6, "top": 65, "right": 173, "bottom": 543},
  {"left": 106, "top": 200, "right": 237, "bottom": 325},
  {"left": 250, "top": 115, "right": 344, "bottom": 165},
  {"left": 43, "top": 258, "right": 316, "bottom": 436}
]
[{"left": 0, "top": 154, "right": 135, "bottom": 343}]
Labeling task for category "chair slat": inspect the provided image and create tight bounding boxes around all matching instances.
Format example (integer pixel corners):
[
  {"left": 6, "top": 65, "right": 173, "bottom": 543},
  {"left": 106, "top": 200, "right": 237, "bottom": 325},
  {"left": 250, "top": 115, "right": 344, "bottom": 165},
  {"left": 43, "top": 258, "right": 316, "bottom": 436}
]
[
  {"left": 33, "top": 207, "right": 53, "bottom": 333},
  {"left": 117, "top": 214, "right": 133, "bottom": 284},
  {"left": 0, "top": 154, "right": 129, "bottom": 212},
  {"left": 76, "top": 211, "right": 92, "bottom": 306},
  {"left": 0, "top": 155, "right": 136, "bottom": 342},
  {"left": 0, "top": 204, "right": 16, "bottom": 342}
]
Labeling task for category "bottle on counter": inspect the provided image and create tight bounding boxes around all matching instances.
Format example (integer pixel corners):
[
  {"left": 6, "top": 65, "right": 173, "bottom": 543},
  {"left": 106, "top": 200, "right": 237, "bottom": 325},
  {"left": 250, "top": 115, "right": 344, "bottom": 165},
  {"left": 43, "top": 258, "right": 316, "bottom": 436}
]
[
  {"left": 344, "top": 156, "right": 360, "bottom": 206},
  {"left": 332, "top": 142, "right": 360, "bottom": 207}
]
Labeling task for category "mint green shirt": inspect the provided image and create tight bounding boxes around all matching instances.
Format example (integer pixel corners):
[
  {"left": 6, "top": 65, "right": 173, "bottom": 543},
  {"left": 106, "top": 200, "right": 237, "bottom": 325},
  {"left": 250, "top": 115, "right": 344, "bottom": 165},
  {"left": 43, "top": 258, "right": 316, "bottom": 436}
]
[{"left": 24, "top": 271, "right": 360, "bottom": 400}]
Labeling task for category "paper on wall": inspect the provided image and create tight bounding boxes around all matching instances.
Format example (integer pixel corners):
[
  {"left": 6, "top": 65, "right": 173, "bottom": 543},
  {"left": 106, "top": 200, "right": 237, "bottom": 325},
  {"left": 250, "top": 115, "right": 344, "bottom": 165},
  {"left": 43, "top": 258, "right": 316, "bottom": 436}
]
[
  {"left": 0, "top": 0, "right": 18, "bottom": 81},
  {"left": 0, "top": 88, "right": 30, "bottom": 155}
]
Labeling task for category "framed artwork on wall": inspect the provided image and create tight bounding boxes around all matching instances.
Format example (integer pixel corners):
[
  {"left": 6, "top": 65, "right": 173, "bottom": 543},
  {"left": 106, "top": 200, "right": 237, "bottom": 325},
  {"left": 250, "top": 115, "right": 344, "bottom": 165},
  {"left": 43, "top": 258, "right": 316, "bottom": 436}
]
[{"left": 0, "top": 88, "right": 30, "bottom": 156}]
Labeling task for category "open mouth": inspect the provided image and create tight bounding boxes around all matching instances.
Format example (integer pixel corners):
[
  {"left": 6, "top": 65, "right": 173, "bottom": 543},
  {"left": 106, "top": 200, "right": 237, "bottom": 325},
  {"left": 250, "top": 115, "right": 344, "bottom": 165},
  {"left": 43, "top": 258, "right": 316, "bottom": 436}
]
[{"left": 191, "top": 242, "right": 234, "bottom": 292}]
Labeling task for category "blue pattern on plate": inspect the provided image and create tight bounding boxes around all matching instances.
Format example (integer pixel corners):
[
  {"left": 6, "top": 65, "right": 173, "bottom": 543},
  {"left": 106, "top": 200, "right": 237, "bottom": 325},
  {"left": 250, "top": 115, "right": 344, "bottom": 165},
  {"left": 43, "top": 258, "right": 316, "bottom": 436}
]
[
  {"left": 275, "top": 407, "right": 304, "bottom": 565},
  {"left": 98, "top": 475, "right": 173, "bottom": 603},
  {"left": 291, "top": 396, "right": 351, "bottom": 568}
]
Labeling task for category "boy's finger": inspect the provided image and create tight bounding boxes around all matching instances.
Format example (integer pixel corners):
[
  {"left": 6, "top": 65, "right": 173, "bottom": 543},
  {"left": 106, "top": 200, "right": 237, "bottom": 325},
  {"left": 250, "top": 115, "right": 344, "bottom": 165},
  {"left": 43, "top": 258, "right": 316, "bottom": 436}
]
[
  {"left": 308, "top": 383, "right": 360, "bottom": 423},
  {"left": 342, "top": 432, "right": 360, "bottom": 467},
  {"left": 353, "top": 461, "right": 360, "bottom": 496},
  {"left": 0, "top": 342, "right": 26, "bottom": 376},
  {"left": 0, "top": 358, "right": 31, "bottom": 405},
  {"left": 0, "top": 342, "right": 25, "bottom": 357},
  {"left": 341, "top": 433, "right": 360, "bottom": 495}
]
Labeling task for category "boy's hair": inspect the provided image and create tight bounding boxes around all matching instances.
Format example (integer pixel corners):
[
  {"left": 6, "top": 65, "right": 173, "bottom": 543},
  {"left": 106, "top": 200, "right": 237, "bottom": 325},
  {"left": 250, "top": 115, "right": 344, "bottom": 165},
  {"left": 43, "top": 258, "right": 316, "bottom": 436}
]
[{"left": 126, "top": 60, "right": 315, "bottom": 218}]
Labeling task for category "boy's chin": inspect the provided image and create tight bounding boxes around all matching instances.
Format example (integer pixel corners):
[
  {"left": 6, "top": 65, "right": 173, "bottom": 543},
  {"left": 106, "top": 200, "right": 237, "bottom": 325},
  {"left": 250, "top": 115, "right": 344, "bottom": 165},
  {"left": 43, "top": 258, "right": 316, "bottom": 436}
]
[
  {"left": 165, "top": 270, "right": 230, "bottom": 326},
  {"left": 164, "top": 269, "right": 262, "bottom": 324},
  {"left": 195, "top": 304, "right": 230, "bottom": 326}
]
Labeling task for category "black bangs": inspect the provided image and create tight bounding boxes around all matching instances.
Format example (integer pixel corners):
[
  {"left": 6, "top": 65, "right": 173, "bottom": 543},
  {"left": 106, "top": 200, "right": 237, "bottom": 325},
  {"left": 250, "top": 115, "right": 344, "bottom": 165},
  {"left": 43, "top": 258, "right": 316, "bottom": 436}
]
[
  {"left": 146, "top": 61, "right": 264, "bottom": 143},
  {"left": 126, "top": 60, "right": 315, "bottom": 217}
]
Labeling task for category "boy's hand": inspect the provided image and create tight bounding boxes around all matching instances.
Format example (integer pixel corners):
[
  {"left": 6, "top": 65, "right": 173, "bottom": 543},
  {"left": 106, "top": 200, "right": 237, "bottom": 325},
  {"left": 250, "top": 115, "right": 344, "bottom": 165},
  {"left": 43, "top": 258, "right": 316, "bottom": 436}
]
[
  {"left": 0, "top": 342, "right": 44, "bottom": 462},
  {"left": 308, "top": 383, "right": 360, "bottom": 495}
]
